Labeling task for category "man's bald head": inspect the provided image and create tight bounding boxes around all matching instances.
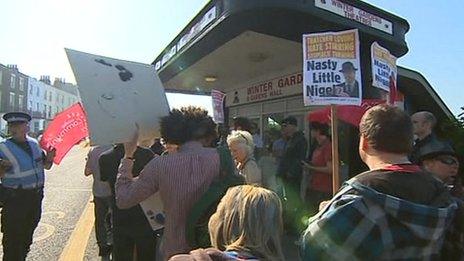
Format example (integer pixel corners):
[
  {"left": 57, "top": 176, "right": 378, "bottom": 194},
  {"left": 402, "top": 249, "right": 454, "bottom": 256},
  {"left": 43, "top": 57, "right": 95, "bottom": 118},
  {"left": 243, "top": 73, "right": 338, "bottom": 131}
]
[{"left": 411, "top": 111, "right": 436, "bottom": 140}]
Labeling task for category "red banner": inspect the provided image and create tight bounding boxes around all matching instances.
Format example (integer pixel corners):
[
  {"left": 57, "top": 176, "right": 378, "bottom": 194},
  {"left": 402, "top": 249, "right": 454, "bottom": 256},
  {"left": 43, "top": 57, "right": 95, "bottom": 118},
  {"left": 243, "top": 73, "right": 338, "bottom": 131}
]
[
  {"left": 40, "top": 103, "right": 89, "bottom": 164},
  {"left": 308, "top": 99, "right": 386, "bottom": 126}
]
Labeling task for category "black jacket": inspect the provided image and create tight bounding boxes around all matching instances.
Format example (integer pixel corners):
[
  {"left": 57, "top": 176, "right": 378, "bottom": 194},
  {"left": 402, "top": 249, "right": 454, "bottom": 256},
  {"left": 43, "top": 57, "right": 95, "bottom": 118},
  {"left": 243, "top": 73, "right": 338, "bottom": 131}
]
[
  {"left": 277, "top": 131, "right": 307, "bottom": 180},
  {"left": 99, "top": 145, "right": 154, "bottom": 230},
  {"left": 409, "top": 133, "right": 438, "bottom": 164},
  {"left": 355, "top": 166, "right": 450, "bottom": 206}
]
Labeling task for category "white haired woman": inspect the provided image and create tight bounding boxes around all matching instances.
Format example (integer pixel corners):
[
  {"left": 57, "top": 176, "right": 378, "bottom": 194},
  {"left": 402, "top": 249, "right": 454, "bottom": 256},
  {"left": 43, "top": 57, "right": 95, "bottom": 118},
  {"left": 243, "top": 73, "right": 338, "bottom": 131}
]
[{"left": 227, "top": 130, "right": 262, "bottom": 185}]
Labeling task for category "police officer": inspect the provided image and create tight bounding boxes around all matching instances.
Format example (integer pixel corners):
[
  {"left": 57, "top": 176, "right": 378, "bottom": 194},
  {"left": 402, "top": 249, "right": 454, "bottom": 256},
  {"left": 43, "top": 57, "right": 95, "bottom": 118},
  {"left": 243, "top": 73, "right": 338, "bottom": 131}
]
[{"left": 0, "top": 112, "right": 55, "bottom": 261}]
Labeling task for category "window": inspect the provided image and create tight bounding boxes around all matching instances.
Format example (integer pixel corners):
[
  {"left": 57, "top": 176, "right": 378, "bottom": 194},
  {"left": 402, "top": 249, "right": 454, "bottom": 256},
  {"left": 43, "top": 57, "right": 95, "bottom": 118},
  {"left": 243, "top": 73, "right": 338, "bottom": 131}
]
[
  {"left": 36, "top": 86, "right": 40, "bottom": 97},
  {"left": 19, "top": 77, "right": 24, "bottom": 91},
  {"left": 29, "top": 101, "right": 33, "bottom": 110},
  {"left": 36, "top": 103, "right": 40, "bottom": 112},
  {"left": 0, "top": 71, "right": 3, "bottom": 84},
  {"left": 49, "top": 92, "right": 53, "bottom": 102},
  {"left": 29, "top": 84, "right": 33, "bottom": 94},
  {"left": 18, "top": 95, "right": 24, "bottom": 109},
  {"left": 48, "top": 106, "right": 51, "bottom": 118},
  {"left": 9, "top": 92, "right": 15, "bottom": 107},
  {"left": 61, "top": 95, "right": 64, "bottom": 104},
  {"left": 10, "top": 75, "right": 16, "bottom": 89},
  {"left": 43, "top": 104, "right": 47, "bottom": 114}
]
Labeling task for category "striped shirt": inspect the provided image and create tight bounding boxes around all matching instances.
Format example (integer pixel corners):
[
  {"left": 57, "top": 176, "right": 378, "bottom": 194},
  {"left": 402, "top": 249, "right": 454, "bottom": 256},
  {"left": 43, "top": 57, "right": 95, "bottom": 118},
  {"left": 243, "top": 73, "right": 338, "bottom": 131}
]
[{"left": 115, "top": 141, "right": 220, "bottom": 259}]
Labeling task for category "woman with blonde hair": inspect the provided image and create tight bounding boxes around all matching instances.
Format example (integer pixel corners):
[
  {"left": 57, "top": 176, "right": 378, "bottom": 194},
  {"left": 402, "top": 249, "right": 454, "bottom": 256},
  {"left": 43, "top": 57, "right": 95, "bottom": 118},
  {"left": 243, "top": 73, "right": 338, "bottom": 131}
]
[
  {"left": 210, "top": 185, "right": 284, "bottom": 260},
  {"left": 227, "top": 130, "right": 262, "bottom": 185},
  {"left": 170, "top": 185, "right": 285, "bottom": 261}
]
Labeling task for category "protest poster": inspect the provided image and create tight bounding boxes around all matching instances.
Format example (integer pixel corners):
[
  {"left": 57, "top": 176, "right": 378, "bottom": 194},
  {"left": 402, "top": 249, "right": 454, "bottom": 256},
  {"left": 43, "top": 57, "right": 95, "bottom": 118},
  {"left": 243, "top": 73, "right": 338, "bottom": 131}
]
[
  {"left": 303, "top": 29, "right": 362, "bottom": 106},
  {"left": 65, "top": 49, "right": 170, "bottom": 145},
  {"left": 371, "top": 42, "right": 397, "bottom": 93},
  {"left": 139, "top": 192, "right": 164, "bottom": 231},
  {"left": 211, "top": 89, "right": 225, "bottom": 123},
  {"left": 39, "top": 103, "right": 89, "bottom": 164}
]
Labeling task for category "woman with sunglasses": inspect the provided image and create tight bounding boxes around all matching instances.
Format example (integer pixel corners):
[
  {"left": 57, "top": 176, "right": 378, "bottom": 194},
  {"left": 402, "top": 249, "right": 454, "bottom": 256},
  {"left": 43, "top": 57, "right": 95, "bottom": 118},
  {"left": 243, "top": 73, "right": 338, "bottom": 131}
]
[{"left": 418, "top": 140, "right": 459, "bottom": 185}]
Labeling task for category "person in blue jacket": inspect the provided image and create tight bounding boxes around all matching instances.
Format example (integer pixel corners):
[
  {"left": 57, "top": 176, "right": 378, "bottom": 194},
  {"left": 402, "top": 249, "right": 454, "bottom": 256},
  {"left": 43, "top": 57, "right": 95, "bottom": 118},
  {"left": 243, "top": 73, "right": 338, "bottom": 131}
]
[{"left": 0, "top": 112, "right": 55, "bottom": 261}]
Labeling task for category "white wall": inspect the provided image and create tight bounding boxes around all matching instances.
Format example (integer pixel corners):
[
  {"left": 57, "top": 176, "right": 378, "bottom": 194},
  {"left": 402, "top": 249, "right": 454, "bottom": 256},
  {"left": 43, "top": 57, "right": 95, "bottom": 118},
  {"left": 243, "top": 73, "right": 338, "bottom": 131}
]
[{"left": 27, "top": 77, "right": 80, "bottom": 132}]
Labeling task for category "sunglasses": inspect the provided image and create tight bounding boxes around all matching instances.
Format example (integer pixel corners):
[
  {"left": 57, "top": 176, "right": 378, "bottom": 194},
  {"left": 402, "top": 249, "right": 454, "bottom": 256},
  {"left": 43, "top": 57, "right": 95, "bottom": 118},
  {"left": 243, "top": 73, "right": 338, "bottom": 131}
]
[{"left": 435, "top": 156, "right": 459, "bottom": 166}]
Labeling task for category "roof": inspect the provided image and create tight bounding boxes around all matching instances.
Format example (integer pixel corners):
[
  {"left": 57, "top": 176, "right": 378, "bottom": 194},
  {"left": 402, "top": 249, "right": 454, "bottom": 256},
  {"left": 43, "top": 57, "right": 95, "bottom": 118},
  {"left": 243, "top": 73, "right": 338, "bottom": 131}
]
[
  {"left": 152, "top": 0, "right": 410, "bottom": 80},
  {"left": 397, "top": 66, "right": 453, "bottom": 119}
]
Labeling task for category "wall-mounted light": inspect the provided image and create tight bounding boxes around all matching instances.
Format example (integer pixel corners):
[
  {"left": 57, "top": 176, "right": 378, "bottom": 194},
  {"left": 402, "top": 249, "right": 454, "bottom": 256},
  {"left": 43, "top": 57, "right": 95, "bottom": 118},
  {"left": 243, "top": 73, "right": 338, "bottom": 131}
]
[{"left": 204, "top": 76, "right": 217, "bottom": 82}]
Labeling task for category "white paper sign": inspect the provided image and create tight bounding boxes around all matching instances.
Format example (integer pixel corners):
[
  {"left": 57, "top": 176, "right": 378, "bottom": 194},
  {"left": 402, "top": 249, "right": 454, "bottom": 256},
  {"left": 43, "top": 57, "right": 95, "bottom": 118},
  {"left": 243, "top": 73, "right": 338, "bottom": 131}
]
[
  {"left": 371, "top": 42, "right": 397, "bottom": 92},
  {"left": 65, "top": 49, "right": 170, "bottom": 145},
  {"left": 315, "top": 0, "right": 393, "bottom": 35},
  {"left": 139, "top": 192, "right": 164, "bottom": 231},
  {"left": 211, "top": 89, "right": 225, "bottom": 123},
  {"left": 303, "top": 29, "right": 362, "bottom": 106}
]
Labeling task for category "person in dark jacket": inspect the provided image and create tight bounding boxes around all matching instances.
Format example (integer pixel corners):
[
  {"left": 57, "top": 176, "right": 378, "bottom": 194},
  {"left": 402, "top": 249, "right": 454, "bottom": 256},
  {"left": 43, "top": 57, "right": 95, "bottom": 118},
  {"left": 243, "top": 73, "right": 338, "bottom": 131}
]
[
  {"left": 0, "top": 112, "right": 55, "bottom": 261},
  {"left": 99, "top": 144, "right": 157, "bottom": 261},
  {"left": 150, "top": 138, "right": 165, "bottom": 156},
  {"left": 333, "top": 62, "right": 360, "bottom": 98},
  {"left": 410, "top": 111, "right": 438, "bottom": 163},
  {"left": 418, "top": 139, "right": 459, "bottom": 185},
  {"left": 277, "top": 116, "right": 307, "bottom": 233},
  {"left": 301, "top": 105, "right": 458, "bottom": 260}
]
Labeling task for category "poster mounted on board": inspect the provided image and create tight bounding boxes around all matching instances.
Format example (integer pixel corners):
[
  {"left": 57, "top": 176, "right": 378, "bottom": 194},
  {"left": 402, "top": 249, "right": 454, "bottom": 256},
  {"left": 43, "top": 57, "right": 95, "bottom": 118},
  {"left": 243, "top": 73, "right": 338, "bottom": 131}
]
[
  {"left": 65, "top": 49, "right": 170, "bottom": 146},
  {"left": 303, "top": 29, "right": 362, "bottom": 106},
  {"left": 371, "top": 42, "right": 397, "bottom": 94},
  {"left": 211, "top": 89, "right": 225, "bottom": 123}
]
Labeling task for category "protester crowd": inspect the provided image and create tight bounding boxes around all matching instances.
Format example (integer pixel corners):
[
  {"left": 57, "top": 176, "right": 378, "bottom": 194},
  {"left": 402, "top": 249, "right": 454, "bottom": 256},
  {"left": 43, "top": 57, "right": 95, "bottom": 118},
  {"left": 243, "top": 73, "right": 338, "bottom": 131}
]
[{"left": 2, "top": 103, "right": 461, "bottom": 261}]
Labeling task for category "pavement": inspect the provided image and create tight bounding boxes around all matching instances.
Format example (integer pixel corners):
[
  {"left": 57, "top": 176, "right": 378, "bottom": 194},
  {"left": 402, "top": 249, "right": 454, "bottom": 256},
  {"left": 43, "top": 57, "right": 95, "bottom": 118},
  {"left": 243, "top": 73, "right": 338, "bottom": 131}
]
[{"left": 0, "top": 146, "right": 302, "bottom": 260}]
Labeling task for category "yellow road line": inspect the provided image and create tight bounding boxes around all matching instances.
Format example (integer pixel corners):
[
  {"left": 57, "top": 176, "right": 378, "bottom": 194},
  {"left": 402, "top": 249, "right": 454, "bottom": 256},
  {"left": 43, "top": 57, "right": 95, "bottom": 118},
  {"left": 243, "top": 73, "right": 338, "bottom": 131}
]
[{"left": 59, "top": 197, "right": 94, "bottom": 261}]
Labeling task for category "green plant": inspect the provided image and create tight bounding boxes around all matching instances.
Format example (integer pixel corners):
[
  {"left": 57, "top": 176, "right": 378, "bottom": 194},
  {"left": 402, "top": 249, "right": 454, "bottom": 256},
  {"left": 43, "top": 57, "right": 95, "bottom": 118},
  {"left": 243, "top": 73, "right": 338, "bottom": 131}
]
[{"left": 440, "top": 108, "right": 464, "bottom": 157}]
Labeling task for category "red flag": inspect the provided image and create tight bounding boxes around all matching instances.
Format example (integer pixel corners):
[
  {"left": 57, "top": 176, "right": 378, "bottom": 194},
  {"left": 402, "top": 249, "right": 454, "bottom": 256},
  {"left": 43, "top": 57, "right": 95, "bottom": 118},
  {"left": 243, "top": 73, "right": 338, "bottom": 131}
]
[{"left": 40, "top": 103, "right": 89, "bottom": 164}]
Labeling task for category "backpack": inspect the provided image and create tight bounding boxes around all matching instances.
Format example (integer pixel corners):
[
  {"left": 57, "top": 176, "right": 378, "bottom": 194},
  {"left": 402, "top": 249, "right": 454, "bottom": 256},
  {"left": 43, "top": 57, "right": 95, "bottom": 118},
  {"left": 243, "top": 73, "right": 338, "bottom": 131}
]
[{"left": 186, "top": 145, "right": 244, "bottom": 248}]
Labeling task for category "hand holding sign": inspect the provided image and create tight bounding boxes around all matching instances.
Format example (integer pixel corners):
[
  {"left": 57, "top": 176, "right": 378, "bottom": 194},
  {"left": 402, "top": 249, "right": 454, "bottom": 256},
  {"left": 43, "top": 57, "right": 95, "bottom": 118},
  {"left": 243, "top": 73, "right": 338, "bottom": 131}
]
[
  {"left": 124, "top": 123, "right": 139, "bottom": 158},
  {"left": 46, "top": 148, "right": 57, "bottom": 162}
]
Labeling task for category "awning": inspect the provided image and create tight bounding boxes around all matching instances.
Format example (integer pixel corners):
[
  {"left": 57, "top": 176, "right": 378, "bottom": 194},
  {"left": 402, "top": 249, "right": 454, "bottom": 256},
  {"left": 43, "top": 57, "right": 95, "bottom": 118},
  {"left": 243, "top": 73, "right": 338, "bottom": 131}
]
[{"left": 307, "top": 99, "right": 386, "bottom": 126}]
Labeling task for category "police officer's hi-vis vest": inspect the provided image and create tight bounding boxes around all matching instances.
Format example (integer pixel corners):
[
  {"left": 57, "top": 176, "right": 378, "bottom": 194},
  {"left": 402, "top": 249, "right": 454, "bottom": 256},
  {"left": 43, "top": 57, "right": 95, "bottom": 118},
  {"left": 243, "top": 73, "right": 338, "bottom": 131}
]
[{"left": 0, "top": 137, "right": 45, "bottom": 189}]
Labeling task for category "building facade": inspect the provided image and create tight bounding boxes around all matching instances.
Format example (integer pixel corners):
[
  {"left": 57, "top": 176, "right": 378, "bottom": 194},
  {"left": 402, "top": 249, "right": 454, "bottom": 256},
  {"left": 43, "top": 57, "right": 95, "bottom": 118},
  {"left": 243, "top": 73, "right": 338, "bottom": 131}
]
[
  {"left": 0, "top": 64, "right": 29, "bottom": 133},
  {"left": 152, "top": 0, "right": 453, "bottom": 179},
  {"left": 27, "top": 76, "right": 80, "bottom": 133}
]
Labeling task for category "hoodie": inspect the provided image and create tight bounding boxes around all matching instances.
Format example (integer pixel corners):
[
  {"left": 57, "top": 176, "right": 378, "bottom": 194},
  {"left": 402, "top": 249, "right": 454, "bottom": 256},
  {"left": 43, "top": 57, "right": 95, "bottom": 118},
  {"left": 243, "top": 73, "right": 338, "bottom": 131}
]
[{"left": 301, "top": 168, "right": 458, "bottom": 260}]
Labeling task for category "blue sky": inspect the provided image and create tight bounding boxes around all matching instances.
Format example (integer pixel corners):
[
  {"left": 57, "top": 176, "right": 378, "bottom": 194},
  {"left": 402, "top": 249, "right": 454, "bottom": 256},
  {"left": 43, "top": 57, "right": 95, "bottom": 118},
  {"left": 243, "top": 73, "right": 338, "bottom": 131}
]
[{"left": 1, "top": 0, "right": 462, "bottom": 114}]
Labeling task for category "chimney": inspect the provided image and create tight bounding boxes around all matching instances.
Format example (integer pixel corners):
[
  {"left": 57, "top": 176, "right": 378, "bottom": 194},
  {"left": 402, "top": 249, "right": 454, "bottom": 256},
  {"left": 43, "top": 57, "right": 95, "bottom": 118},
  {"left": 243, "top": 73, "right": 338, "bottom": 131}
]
[
  {"left": 40, "top": 75, "right": 51, "bottom": 85},
  {"left": 53, "top": 77, "right": 67, "bottom": 87},
  {"left": 7, "top": 64, "right": 18, "bottom": 71}
]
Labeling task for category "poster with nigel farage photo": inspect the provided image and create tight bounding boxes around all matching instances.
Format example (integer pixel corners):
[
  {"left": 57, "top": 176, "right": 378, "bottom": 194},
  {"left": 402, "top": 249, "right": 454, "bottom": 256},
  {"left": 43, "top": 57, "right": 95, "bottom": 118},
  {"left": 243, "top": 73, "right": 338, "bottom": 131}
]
[{"left": 303, "top": 29, "right": 362, "bottom": 106}]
